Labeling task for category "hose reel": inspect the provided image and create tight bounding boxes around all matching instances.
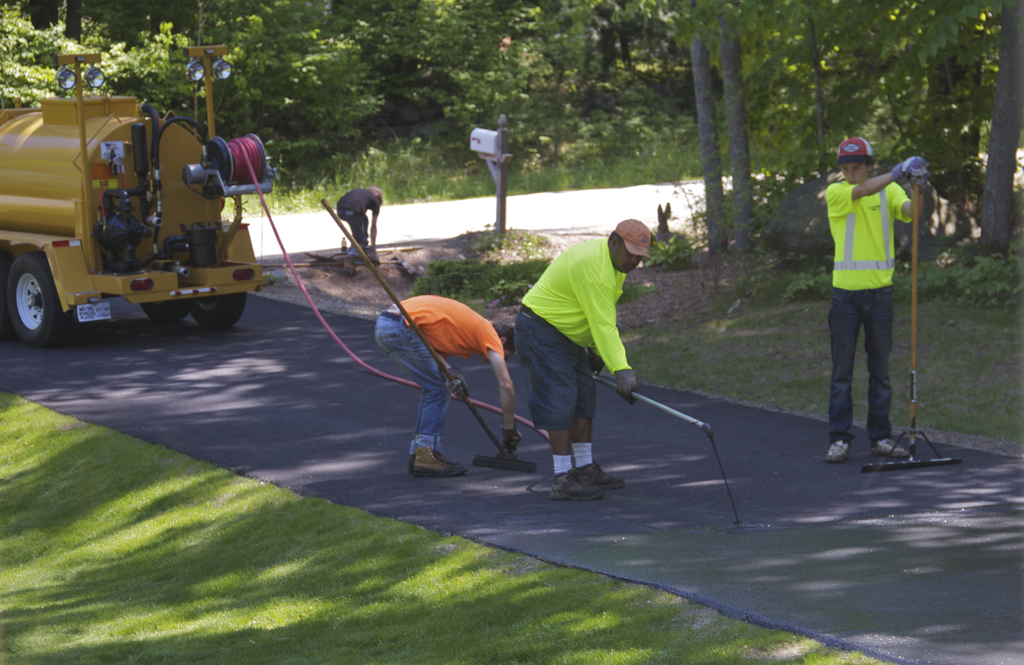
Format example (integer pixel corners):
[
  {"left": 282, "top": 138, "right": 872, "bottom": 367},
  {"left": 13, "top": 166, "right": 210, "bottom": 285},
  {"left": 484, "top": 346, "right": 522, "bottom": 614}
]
[{"left": 181, "top": 134, "right": 275, "bottom": 199}]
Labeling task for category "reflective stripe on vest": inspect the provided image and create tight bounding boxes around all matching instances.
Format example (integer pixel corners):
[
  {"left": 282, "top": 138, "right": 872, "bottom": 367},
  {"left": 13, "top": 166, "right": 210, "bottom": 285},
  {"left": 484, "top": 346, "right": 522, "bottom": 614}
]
[{"left": 834, "top": 189, "right": 895, "bottom": 271}]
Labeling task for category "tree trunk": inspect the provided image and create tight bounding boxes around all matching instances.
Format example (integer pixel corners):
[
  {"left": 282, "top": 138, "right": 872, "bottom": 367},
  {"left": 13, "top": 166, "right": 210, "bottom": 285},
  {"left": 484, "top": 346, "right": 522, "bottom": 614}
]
[
  {"left": 690, "top": 30, "right": 727, "bottom": 255},
  {"left": 26, "top": 0, "right": 60, "bottom": 30},
  {"left": 980, "top": 0, "right": 1023, "bottom": 252},
  {"left": 553, "top": 65, "right": 563, "bottom": 170},
  {"left": 807, "top": 15, "right": 826, "bottom": 166},
  {"left": 719, "top": 13, "right": 753, "bottom": 251},
  {"left": 65, "top": 0, "right": 83, "bottom": 41}
]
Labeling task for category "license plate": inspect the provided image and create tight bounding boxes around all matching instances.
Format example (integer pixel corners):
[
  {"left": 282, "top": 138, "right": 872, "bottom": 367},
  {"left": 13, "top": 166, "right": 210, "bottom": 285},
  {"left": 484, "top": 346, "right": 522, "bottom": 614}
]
[{"left": 76, "top": 302, "right": 111, "bottom": 322}]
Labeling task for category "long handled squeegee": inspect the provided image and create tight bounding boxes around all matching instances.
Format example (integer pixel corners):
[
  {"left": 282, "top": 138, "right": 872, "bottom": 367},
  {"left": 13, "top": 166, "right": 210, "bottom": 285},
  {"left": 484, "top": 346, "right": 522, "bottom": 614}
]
[
  {"left": 320, "top": 200, "right": 536, "bottom": 473},
  {"left": 594, "top": 375, "right": 739, "bottom": 523},
  {"left": 862, "top": 184, "right": 962, "bottom": 473}
]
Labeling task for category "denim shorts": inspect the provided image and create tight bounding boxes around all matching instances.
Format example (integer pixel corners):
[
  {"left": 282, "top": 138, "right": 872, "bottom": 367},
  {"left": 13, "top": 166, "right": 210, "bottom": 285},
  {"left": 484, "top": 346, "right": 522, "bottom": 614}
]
[{"left": 514, "top": 306, "right": 596, "bottom": 430}]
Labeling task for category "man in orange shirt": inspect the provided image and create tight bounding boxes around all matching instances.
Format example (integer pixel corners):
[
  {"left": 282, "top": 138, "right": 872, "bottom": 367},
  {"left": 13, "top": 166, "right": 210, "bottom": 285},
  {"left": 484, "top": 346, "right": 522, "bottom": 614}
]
[{"left": 374, "top": 295, "right": 519, "bottom": 476}]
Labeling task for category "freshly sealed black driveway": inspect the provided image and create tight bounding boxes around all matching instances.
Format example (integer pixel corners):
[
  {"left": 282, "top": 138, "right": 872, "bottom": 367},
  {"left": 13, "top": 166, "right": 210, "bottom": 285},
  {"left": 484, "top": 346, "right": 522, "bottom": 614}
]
[{"left": 2, "top": 296, "right": 1020, "bottom": 665}]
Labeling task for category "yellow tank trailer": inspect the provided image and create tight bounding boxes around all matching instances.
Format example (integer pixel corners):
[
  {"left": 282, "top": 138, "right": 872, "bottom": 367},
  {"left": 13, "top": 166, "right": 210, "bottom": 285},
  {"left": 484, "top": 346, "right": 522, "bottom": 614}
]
[{"left": 0, "top": 49, "right": 274, "bottom": 347}]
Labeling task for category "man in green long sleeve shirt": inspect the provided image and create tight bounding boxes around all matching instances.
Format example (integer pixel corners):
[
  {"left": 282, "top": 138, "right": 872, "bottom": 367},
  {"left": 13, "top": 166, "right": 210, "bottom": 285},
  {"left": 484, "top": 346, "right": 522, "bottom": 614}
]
[{"left": 515, "top": 219, "right": 650, "bottom": 500}]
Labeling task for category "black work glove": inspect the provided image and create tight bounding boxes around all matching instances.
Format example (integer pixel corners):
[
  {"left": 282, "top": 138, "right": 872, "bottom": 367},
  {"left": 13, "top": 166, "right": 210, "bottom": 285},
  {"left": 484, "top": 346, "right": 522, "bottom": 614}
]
[
  {"left": 501, "top": 425, "right": 522, "bottom": 454},
  {"left": 614, "top": 368, "right": 637, "bottom": 405},
  {"left": 447, "top": 367, "right": 469, "bottom": 399},
  {"left": 588, "top": 348, "right": 605, "bottom": 375}
]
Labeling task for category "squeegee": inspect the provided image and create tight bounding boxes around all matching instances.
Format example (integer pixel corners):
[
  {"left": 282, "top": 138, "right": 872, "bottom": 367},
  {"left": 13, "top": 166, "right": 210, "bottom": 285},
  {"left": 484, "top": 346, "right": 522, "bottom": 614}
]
[
  {"left": 862, "top": 184, "right": 962, "bottom": 473},
  {"left": 593, "top": 375, "right": 739, "bottom": 523}
]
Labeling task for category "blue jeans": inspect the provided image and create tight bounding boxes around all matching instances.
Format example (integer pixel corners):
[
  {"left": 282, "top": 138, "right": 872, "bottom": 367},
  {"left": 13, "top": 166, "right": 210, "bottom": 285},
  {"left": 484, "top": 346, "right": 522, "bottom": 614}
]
[
  {"left": 515, "top": 307, "right": 596, "bottom": 430},
  {"left": 374, "top": 313, "right": 449, "bottom": 453},
  {"left": 828, "top": 286, "right": 894, "bottom": 443}
]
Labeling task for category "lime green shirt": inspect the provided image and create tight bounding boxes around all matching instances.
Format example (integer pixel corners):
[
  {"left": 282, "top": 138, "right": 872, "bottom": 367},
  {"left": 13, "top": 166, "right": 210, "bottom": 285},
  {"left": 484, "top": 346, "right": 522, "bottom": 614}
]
[
  {"left": 825, "top": 181, "right": 911, "bottom": 290},
  {"left": 521, "top": 239, "right": 630, "bottom": 372}
]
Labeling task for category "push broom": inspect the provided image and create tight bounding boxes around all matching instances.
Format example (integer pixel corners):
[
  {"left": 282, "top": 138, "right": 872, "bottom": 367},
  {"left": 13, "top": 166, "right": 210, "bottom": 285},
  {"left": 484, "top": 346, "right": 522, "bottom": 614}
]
[
  {"left": 320, "top": 200, "right": 537, "bottom": 473},
  {"left": 862, "top": 183, "right": 962, "bottom": 473}
]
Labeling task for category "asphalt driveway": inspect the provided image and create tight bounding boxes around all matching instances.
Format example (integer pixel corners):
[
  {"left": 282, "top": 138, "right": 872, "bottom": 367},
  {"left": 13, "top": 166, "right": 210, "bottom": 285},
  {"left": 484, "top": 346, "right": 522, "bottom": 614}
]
[{"left": 1, "top": 295, "right": 1020, "bottom": 665}]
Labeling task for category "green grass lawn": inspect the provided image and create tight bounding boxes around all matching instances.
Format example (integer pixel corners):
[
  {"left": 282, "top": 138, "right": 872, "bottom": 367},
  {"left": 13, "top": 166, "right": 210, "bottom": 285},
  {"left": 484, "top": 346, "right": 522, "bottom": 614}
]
[
  {"left": 625, "top": 295, "right": 1022, "bottom": 444},
  {"left": 0, "top": 393, "right": 882, "bottom": 664}
]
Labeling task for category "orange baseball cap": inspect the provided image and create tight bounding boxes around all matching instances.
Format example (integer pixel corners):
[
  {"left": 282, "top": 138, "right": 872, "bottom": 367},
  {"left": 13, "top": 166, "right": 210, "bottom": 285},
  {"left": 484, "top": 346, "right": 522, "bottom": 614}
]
[{"left": 615, "top": 219, "right": 651, "bottom": 258}]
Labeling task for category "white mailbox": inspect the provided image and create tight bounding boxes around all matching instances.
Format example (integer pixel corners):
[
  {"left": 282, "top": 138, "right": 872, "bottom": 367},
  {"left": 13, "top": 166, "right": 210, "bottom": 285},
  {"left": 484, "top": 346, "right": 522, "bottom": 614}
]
[{"left": 470, "top": 127, "right": 500, "bottom": 159}]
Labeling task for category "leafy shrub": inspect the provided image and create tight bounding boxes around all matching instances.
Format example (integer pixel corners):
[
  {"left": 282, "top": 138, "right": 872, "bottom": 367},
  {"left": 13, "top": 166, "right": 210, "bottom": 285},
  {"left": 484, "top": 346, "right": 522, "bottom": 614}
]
[
  {"left": 956, "top": 254, "right": 1022, "bottom": 307},
  {"left": 782, "top": 266, "right": 832, "bottom": 302},
  {"left": 469, "top": 229, "right": 549, "bottom": 263},
  {"left": 412, "top": 260, "right": 494, "bottom": 300},
  {"left": 413, "top": 258, "right": 550, "bottom": 305},
  {"left": 647, "top": 234, "right": 695, "bottom": 270},
  {"left": 485, "top": 260, "right": 550, "bottom": 305},
  {"left": 618, "top": 282, "right": 661, "bottom": 304},
  {"left": 894, "top": 260, "right": 963, "bottom": 303},
  {"left": 486, "top": 279, "right": 533, "bottom": 307},
  {"left": 894, "top": 242, "right": 1022, "bottom": 308}
]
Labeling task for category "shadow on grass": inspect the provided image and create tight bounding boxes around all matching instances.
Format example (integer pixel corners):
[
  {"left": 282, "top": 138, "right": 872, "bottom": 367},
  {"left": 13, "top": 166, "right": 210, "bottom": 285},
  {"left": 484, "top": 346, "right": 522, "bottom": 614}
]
[{"left": 0, "top": 402, "right": 777, "bottom": 664}]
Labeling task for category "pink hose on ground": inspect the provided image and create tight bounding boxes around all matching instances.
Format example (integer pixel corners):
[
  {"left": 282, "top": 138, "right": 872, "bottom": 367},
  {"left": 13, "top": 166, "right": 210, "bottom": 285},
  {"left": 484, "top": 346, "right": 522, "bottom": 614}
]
[{"left": 233, "top": 138, "right": 548, "bottom": 441}]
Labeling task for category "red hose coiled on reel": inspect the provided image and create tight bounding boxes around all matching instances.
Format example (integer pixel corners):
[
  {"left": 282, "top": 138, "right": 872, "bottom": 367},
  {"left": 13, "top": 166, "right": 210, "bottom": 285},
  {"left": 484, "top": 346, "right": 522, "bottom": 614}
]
[{"left": 228, "top": 136, "right": 264, "bottom": 184}]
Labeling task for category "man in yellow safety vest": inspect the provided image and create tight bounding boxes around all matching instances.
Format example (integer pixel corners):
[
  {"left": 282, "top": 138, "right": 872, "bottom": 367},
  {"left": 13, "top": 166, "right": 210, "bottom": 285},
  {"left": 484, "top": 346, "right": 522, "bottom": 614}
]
[{"left": 824, "top": 137, "right": 930, "bottom": 463}]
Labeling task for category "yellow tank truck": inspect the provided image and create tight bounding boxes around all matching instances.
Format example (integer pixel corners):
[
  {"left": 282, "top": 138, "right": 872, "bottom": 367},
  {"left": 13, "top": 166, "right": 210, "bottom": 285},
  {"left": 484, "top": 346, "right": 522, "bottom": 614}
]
[{"left": 0, "top": 47, "right": 274, "bottom": 347}]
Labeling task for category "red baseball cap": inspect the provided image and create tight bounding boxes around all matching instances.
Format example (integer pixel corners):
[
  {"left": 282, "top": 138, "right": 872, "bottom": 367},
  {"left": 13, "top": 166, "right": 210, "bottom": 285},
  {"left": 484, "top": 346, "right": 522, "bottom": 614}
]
[
  {"left": 837, "top": 137, "right": 873, "bottom": 164},
  {"left": 614, "top": 219, "right": 651, "bottom": 258}
]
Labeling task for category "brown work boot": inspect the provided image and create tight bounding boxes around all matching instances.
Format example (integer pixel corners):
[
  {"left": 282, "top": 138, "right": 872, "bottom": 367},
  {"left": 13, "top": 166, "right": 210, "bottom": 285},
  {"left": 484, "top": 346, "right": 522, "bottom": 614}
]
[
  {"left": 549, "top": 469, "right": 604, "bottom": 500},
  {"left": 341, "top": 256, "right": 357, "bottom": 276},
  {"left": 411, "top": 446, "right": 466, "bottom": 477},
  {"left": 575, "top": 462, "right": 624, "bottom": 490}
]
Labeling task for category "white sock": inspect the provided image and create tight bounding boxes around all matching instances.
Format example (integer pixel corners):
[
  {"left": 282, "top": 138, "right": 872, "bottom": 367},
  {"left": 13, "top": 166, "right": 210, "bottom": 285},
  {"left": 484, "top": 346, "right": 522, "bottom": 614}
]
[
  {"left": 553, "top": 454, "right": 573, "bottom": 475},
  {"left": 571, "top": 442, "right": 593, "bottom": 467}
]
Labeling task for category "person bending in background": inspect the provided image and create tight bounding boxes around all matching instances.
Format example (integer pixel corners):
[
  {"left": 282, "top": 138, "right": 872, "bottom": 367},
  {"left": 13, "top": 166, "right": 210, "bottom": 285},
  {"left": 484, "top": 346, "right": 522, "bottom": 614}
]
[
  {"left": 824, "top": 137, "right": 929, "bottom": 463},
  {"left": 515, "top": 219, "right": 649, "bottom": 500},
  {"left": 374, "top": 295, "right": 520, "bottom": 477},
  {"left": 336, "top": 186, "right": 382, "bottom": 274}
]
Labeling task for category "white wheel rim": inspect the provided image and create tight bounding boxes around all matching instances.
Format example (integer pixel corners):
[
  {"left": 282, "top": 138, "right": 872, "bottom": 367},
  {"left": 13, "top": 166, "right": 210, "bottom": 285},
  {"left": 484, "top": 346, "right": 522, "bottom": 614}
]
[
  {"left": 194, "top": 297, "right": 216, "bottom": 312},
  {"left": 15, "top": 273, "right": 44, "bottom": 330}
]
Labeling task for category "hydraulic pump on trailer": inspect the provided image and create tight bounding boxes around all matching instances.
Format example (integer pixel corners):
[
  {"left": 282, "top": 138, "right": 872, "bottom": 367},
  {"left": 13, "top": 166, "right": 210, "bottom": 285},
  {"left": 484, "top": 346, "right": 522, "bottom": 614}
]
[{"left": 0, "top": 46, "right": 276, "bottom": 347}]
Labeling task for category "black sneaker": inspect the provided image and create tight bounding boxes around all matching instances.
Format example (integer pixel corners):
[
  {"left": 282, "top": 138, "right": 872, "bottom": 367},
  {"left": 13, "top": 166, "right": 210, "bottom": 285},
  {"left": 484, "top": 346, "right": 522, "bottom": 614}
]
[
  {"left": 575, "top": 462, "right": 624, "bottom": 490},
  {"left": 549, "top": 470, "right": 604, "bottom": 500}
]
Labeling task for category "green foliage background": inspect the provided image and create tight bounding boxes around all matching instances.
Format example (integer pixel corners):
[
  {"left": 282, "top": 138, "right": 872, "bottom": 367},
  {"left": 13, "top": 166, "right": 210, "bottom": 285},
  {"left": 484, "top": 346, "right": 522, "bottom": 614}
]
[{"left": 1, "top": 0, "right": 1017, "bottom": 217}]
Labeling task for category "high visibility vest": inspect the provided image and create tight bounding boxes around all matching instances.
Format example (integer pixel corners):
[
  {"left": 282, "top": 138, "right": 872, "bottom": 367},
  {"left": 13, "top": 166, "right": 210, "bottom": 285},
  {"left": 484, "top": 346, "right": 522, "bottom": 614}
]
[{"left": 825, "top": 181, "right": 910, "bottom": 290}]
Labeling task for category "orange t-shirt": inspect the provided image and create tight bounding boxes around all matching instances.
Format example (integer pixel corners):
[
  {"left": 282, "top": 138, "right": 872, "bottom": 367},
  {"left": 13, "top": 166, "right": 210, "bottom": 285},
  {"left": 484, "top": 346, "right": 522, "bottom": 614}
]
[{"left": 401, "top": 295, "right": 502, "bottom": 360}]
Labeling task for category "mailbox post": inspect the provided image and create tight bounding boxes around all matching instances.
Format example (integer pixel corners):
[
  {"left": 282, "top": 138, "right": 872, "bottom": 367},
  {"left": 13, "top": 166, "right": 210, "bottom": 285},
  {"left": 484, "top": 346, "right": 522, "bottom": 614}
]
[{"left": 470, "top": 114, "right": 512, "bottom": 235}]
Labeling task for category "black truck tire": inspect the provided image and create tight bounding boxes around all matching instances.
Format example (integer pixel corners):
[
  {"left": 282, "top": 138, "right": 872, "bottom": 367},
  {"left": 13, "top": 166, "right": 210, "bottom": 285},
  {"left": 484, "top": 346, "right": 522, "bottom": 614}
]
[
  {"left": 7, "top": 251, "right": 73, "bottom": 348},
  {"left": 0, "top": 252, "right": 15, "bottom": 341},
  {"left": 187, "top": 292, "right": 247, "bottom": 328},
  {"left": 141, "top": 300, "right": 191, "bottom": 324}
]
